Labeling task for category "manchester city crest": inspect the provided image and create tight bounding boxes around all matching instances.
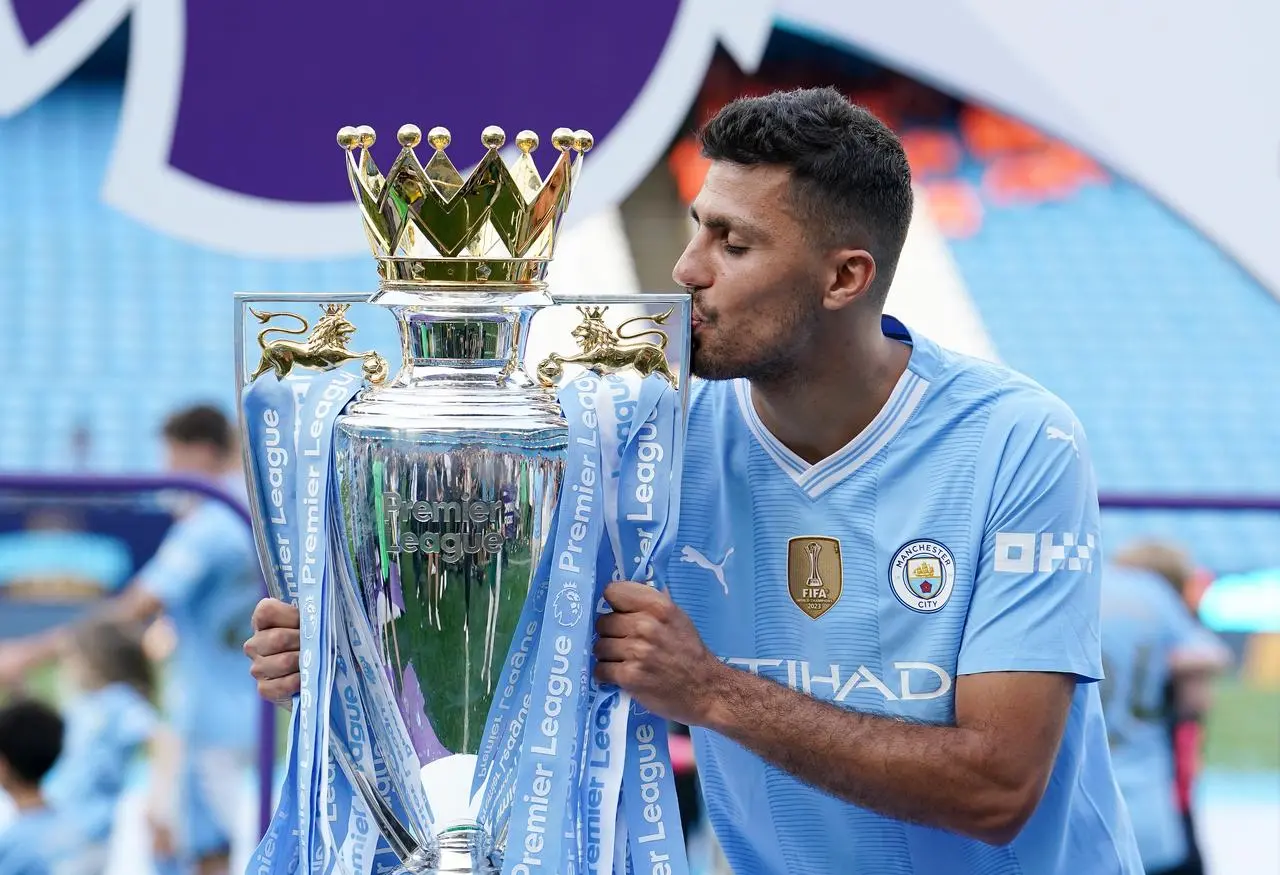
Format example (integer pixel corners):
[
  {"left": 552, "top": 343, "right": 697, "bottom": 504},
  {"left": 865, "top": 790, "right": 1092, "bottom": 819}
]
[{"left": 890, "top": 539, "right": 956, "bottom": 613}]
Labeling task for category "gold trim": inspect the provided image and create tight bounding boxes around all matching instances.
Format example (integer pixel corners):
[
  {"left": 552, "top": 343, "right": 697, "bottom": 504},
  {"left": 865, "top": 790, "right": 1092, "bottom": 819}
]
[
  {"left": 376, "top": 256, "right": 550, "bottom": 287},
  {"left": 536, "top": 306, "right": 678, "bottom": 388},
  {"left": 248, "top": 304, "right": 389, "bottom": 384},
  {"left": 338, "top": 124, "right": 591, "bottom": 289}
]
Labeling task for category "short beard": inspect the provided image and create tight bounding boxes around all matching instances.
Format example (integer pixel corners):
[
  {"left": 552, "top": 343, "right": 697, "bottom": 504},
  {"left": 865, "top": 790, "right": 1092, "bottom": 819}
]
[
  {"left": 692, "top": 340, "right": 800, "bottom": 384},
  {"left": 691, "top": 288, "right": 818, "bottom": 385}
]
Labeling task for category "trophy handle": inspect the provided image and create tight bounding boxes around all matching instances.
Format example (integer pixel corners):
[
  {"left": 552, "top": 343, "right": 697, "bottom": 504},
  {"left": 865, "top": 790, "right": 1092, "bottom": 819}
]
[{"left": 331, "top": 743, "right": 430, "bottom": 866}]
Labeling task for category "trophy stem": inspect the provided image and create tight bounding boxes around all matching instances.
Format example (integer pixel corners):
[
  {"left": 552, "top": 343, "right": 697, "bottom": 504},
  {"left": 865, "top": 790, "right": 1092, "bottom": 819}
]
[
  {"left": 391, "top": 308, "right": 526, "bottom": 390},
  {"left": 332, "top": 282, "right": 568, "bottom": 874}
]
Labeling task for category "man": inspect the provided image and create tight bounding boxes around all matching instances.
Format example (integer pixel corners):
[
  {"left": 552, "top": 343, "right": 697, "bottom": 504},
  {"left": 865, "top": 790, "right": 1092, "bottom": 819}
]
[
  {"left": 244, "top": 88, "right": 1143, "bottom": 873},
  {"left": 0, "top": 405, "right": 261, "bottom": 875},
  {"left": 1103, "top": 541, "right": 1230, "bottom": 875}
]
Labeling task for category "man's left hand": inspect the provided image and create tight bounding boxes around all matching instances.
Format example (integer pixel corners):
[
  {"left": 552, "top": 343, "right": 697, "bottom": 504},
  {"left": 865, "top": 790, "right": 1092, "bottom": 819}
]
[{"left": 593, "top": 581, "right": 723, "bottom": 726}]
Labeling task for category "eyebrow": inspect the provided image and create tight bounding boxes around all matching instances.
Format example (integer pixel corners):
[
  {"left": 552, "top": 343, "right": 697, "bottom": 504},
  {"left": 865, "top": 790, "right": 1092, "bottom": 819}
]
[{"left": 689, "top": 206, "right": 769, "bottom": 242}]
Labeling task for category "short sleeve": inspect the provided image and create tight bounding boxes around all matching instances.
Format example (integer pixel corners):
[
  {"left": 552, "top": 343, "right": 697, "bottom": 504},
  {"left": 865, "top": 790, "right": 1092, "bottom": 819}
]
[
  {"left": 110, "top": 688, "right": 158, "bottom": 751},
  {"left": 958, "top": 393, "right": 1104, "bottom": 682},
  {"left": 1155, "top": 583, "right": 1228, "bottom": 663},
  {"left": 135, "top": 505, "right": 231, "bottom": 608}
]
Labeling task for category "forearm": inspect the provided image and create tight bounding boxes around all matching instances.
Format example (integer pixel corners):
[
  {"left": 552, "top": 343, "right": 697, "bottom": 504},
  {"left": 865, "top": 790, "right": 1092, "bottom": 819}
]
[
  {"left": 18, "top": 625, "right": 71, "bottom": 668},
  {"left": 21, "top": 586, "right": 160, "bottom": 664},
  {"left": 699, "top": 662, "right": 1033, "bottom": 843}
]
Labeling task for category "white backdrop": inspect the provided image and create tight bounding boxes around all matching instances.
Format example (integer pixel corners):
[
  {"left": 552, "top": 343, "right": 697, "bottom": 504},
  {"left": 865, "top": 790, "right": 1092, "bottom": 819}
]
[{"left": 779, "top": 0, "right": 1280, "bottom": 297}]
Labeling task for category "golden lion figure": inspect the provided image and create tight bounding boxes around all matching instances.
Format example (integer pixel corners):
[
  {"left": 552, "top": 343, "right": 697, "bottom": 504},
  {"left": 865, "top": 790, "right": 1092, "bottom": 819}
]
[
  {"left": 249, "top": 303, "right": 388, "bottom": 384},
  {"left": 536, "top": 306, "right": 679, "bottom": 389}
]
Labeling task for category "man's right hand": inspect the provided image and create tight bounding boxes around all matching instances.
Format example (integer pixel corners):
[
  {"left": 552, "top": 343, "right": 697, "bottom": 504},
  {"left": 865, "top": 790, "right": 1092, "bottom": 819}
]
[{"left": 244, "top": 598, "right": 301, "bottom": 706}]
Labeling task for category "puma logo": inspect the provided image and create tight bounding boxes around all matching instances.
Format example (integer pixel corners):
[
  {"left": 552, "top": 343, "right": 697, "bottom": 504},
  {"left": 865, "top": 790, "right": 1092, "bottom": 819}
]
[
  {"left": 680, "top": 545, "right": 733, "bottom": 595},
  {"left": 1045, "top": 425, "right": 1079, "bottom": 457}
]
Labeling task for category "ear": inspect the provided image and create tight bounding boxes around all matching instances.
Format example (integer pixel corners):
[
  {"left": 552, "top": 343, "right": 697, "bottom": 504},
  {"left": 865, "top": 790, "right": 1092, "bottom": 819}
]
[{"left": 822, "top": 249, "right": 877, "bottom": 311}]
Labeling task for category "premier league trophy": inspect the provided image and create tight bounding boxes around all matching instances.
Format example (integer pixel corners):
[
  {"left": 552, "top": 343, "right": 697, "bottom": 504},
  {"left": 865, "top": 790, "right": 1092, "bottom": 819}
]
[{"left": 236, "top": 121, "right": 691, "bottom": 875}]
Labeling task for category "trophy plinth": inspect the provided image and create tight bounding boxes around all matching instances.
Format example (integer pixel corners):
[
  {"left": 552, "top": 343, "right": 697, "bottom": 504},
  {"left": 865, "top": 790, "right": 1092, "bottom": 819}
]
[{"left": 433, "top": 823, "right": 499, "bottom": 875}]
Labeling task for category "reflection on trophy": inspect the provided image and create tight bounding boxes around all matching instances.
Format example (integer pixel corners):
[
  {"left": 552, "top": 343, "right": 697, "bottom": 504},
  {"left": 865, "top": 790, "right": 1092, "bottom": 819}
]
[{"left": 331, "top": 122, "right": 591, "bottom": 873}]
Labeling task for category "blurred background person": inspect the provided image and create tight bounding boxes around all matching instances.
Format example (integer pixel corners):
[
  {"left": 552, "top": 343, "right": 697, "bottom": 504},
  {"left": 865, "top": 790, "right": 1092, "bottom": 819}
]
[
  {"left": 0, "top": 406, "right": 261, "bottom": 875},
  {"left": 1100, "top": 542, "right": 1232, "bottom": 875},
  {"left": 1112, "top": 540, "right": 1223, "bottom": 875},
  {"left": 41, "top": 617, "right": 158, "bottom": 875},
  {"left": 0, "top": 698, "right": 75, "bottom": 875}
]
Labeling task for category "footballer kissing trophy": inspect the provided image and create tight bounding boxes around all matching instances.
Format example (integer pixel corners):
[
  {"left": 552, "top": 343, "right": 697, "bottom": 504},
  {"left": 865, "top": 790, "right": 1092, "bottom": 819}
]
[{"left": 238, "top": 121, "right": 691, "bottom": 875}]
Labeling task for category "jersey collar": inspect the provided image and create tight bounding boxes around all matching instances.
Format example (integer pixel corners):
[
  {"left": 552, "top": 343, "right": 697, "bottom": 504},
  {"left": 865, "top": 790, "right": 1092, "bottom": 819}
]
[{"left": 734, "top": 315, "right": 932, "bottom": 499}]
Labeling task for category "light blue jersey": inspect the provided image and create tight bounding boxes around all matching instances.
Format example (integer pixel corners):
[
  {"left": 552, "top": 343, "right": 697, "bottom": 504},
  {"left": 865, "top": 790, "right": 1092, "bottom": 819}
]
[
  {"left": 137, "top": 479, "right": 260, "bottom": 752},
  {"left": 43, "top": 682, "right": 156, "bottom": 847},
  {"left": 1100, "top": 563, "right": 1225, "bottom": 872},
  {"left": 666, "top": 316, "right": 1142, "bottom": 875},
  {"left": 0, "top": 807, "right": 78, "bottom": 875}
]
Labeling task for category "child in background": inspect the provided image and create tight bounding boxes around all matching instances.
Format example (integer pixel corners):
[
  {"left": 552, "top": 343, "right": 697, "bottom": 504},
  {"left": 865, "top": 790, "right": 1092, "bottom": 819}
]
[
  {"left": 0, "top": 698, "right": 75, "bottom": 875},
  {"left": 41, "top": 618, "right": 158, "bottom": 875}
]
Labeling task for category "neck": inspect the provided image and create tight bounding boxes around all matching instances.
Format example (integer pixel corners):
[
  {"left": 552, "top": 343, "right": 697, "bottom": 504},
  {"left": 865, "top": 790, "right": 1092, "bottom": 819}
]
[
  {"left": 5, "top": 785, "right": 45, "bottom": 812},
  {"left": 750, "top": 313, "right": 910, "bottom": 465}
]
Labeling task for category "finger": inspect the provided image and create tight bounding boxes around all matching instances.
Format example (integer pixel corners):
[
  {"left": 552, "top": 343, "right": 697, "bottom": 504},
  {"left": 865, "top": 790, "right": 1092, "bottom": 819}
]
[
  {"left": 244, "top": 627, "right": 300, "bottom": 659},
  {"left": 594, "top": 611, "right": 633, "bottom": 640},
  {"left": 248, "top": 651, "right": 300, "bottom": 682},
  {"left": 593, "top": 637, "right": 632, "bottom": 663},
  {"left": 593, "top": 660, "right": 621, "bottom": 687},
  {"left": 593, "top": 660, "right": 642, "bottom": 692},
  {"left": 602, "top": 581, "right": 668, "bottom": 614},
  {"left": 252, "top": 597, "right": 300, "bottom": 633},
  {"left": 258, "top": 676, "right": 301, "bottom": 705}
]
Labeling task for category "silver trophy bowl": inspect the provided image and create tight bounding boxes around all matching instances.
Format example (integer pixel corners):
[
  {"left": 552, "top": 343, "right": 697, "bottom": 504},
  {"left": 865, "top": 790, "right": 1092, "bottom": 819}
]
[{"left": 333, "top": 285, "right": 566, "bottom": 873}]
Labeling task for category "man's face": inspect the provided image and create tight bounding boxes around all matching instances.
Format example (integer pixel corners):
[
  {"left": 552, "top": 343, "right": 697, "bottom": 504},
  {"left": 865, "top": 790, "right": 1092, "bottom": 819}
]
[
  {"left": 163, "top": 439, "right": 224, "bottom": 476},
  {"left": 672, "top": 162, "right": 827, "bottom": 382}
]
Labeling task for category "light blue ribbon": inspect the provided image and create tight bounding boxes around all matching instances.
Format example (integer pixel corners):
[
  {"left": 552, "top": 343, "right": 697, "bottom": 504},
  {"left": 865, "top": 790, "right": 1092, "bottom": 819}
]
[
  {"left": 244, "top": 368, "right": 393, "bottom": 875},
  {"left": 472, "top": 368, "right": 689, "bottom": 875}
]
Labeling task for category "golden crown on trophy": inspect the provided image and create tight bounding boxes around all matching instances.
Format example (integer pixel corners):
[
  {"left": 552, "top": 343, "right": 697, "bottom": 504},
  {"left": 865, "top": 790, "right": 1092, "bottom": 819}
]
[{"left": 337, "top": 123, "right": 592, "bottom": 287}]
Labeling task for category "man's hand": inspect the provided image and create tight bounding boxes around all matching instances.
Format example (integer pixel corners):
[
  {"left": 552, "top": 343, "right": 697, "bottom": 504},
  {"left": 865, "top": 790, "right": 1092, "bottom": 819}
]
[
  {"left": 243, "top": 598, "right": 301, "bottom": 706},
  {"left": 592, "top": 581, "right": 724, "bottom": 726}
]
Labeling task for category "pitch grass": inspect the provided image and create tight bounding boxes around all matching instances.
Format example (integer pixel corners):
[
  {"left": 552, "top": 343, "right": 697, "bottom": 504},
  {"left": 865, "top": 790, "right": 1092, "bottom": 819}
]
[{"left": 1201, "top": 678, "right": 1280, "bottom": 772}]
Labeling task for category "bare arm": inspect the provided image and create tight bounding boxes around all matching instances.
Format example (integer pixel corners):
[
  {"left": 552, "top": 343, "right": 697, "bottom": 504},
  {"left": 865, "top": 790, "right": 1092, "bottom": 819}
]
[
  {"left": 595, "top": 582, "right": 1074, "bottom": 846},
  {"left": 1170, "top": 643, "right": 1231, "bottom": 719},
  {"left": 701, "top": 663, "right": 1073, "bottom": 844},
  {"left": 0, "top": 584, "right": 163, "bottom": 684}
]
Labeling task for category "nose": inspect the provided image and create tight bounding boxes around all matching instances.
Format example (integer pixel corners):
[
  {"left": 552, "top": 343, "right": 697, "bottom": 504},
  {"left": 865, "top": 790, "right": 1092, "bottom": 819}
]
[{"left": 671, "top": 236, "right": 711, "bottom": 292}]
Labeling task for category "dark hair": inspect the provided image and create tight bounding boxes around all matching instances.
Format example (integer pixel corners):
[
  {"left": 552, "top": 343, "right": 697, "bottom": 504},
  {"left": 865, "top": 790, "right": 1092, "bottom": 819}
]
[
  {"left": 0, "top": 698, "right": 64, "bottom": 785},
  {"left": 69, "top": 616, "right": 157, "bottom": 701},
  {"left": 162, "top": 404, "right": 234, "bottom": 456},
  {"left": 697, "top": 86, "right": 914, "bottom": 294}
]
